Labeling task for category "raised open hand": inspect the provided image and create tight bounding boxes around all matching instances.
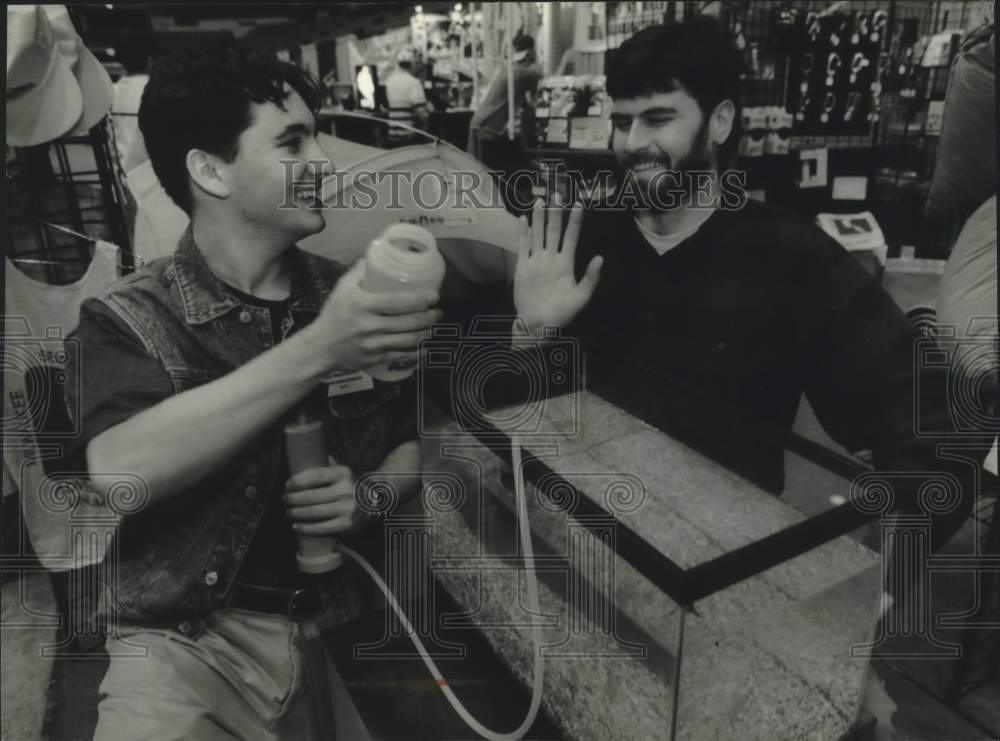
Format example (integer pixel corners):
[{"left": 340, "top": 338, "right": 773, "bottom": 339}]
[{"left": 513, "top": 199, "right": 603, "bottom": 336}]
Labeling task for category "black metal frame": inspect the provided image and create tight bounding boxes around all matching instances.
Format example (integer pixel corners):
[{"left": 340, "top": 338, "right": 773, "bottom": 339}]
[
  {"left": 421, "top": 356, "right": 880, "bottom": 610},
  {"left": 6, "top": 117, "right": 135, "bottom": 284}
]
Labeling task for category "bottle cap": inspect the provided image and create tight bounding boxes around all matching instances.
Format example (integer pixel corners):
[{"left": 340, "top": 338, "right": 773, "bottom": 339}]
[
  {"left": 365, "top": 223, "right": 445, "bottom": 290},
  {"left": 382, "top": 222, "right": 438, "bottom": 250}
]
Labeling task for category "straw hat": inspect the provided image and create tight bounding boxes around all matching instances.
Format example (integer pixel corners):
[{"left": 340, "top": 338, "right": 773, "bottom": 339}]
[
  {"left": 43, "top": 5, "right": 114, "bottom": 136},
  {"left": 6, "top": 4, "right": 82, "bottom": 146}
]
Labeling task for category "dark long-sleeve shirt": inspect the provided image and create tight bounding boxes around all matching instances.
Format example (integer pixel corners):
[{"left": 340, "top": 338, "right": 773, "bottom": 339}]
[{"left": 561, "top": 201, "right": 974, "bottom": 548}]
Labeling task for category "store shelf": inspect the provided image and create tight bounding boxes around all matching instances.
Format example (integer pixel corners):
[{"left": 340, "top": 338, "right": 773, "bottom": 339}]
[
  {"left": 791, "top": 134, "right": 878, "bottom": 151},
  {"left": 522, "top": 147, "right": 615, "bottom": 160}
]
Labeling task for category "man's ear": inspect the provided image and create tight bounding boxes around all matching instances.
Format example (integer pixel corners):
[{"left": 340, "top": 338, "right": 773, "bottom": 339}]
[
  {"left": 186, "top": 149, "right": 230, "bottom": 201},
  {"left": 709, "top": 100, "right": 736, "bottom": 148}
]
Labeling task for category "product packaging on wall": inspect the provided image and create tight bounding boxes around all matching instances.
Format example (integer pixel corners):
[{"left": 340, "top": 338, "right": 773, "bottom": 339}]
[{"left": 786, "top": 10, "right": 881, "bottom": 135}]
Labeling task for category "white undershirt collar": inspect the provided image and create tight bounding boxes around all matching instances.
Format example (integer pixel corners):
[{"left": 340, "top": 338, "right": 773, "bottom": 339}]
[{"left": 634, "top": 208, "right": 715, "bottom": 256}]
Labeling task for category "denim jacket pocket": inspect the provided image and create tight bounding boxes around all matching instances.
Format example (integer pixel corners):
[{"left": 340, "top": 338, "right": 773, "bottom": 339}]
[{"left": 110, "top": 511, "right": 222, "bottom": 620}]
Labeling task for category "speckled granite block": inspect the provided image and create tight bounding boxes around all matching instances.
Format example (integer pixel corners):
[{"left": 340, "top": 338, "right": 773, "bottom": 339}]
[
  {"left": 1, "top": 572, "right": 57, "bottom": 741},
  {"left": 421, "top": 391, "right": 882, "bottom": 741},
  {"left": 431, "top": 509, "right": 679, "bottom": 741}
]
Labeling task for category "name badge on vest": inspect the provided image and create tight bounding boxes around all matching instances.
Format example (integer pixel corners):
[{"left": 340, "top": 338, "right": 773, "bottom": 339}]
[{"left": 324, "top": 370, "right": 375, "bottom": 397}]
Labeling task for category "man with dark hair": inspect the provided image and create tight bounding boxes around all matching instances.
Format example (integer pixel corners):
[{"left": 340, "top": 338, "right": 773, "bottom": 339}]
[
  {"left": 512, "top": 16, "right": 972, "bottom": 547},
  {"left": 606, "top": 16, "right": 744, "bottom": 173},
  {"left": 66, "top": 47, "right": 440, "bottom": 738}
]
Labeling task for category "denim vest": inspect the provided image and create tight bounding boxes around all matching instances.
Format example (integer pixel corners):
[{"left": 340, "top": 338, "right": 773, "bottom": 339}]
[{"left": 87, "top": 230, "right": 401, "bottom": 634}]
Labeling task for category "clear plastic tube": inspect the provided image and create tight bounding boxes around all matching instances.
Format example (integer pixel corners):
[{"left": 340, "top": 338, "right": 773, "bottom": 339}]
[{"left": 338, "top": 434, "right": 544, "bottom": 740}]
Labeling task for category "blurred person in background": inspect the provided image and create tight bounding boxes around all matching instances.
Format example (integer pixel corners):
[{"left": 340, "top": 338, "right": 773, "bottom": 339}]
[
  {"left": 467, "top": 33, "right": 541, "bottom": 166},
  {"left": 385, "top": 47, "right": 429, "bottom": 138}
]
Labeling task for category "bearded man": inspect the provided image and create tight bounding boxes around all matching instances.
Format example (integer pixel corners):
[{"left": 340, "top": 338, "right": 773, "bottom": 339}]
[{"left": 509, "top": 16, "right": 973, "bottom": 548}]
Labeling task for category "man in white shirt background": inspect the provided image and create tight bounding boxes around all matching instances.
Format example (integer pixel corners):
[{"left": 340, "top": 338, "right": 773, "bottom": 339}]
[{"left": 384, "top": 47, "right": 429, "bottom": 136}]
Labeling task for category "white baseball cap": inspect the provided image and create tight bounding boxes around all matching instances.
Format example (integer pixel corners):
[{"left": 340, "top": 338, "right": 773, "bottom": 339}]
[
  {"left": 43, "top": 5, "right": 114, "bottom": 136},
  {"left": 6, "top": 4, "right": 83, "bottom": 146}
]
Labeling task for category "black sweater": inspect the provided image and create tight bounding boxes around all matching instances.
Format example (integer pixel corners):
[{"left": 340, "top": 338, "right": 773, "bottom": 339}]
[{"left": 564, "top": 202, "right": 971, "bottom": 546}]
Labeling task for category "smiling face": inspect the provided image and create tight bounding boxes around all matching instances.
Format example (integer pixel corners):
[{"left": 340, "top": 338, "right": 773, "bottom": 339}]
[
  {"left": 610, "top": 88, "right": 715, "bottom": 187},
  {"left": 213, "top": 86, "right": 332, "bottom": 243}
]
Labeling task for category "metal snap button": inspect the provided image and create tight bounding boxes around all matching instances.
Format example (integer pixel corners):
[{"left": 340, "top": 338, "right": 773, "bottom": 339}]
[
  {"left": 178, "top": 621, "right": 192, "bottom": 635},
  {"left": 239, "top": 310, "right": 252, "bottom": 324},
  {"left": 204, "top": 570, "right": 218, "bottom": 586},
  {"left": 245, "top": 485, "right": 257, "bottom": 499}
]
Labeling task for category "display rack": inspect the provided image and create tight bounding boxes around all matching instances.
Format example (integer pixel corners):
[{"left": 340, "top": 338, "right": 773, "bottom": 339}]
[
  {"left": 606, "top": 1, "right": 679, "bottom": 48},
  {"left": 6, "top": 118, "right": 135, "bottom": 284},
  {"left": 517, "top": 0, "right": 988, "bottom": 257},
  {"left": 725, "top": 0, "right": 988, "bottom": 256}
]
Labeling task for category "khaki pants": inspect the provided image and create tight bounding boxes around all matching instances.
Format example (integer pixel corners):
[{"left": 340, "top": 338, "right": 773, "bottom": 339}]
[{"left": 93, "top": 609, "right": 310, "bottom": 740}]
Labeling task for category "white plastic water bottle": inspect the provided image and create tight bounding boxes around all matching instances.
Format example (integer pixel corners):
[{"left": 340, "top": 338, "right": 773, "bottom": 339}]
[{"left": 363, "top": 223, "right": 446, "bottom": 382}]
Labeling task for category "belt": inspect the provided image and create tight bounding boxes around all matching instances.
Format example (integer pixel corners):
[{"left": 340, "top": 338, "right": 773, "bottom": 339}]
[{"left": 229, "top": 581, "right": 326, "bottom": 619}]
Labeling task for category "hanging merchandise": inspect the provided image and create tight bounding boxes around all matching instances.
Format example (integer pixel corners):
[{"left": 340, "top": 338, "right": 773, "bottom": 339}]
[
  {"left": 785, "top": 9, "right": 880, "bottom": 136},
  {"left": 6, "top": 5, "right": 83, "bottom": 146},
  {"left": 5, "top": 240, "right": 121, "bottom": 353},
  {"left": 574, "top": 2, "right": 608, "bottom": 52},
  {"left": 5, "top": 240, "right": 123, "bottom": 570},
  {"left": 606, "top": 2, "right": 672, "bottom": 49},
  {"left": 42, "top": 5, "right": 114, "bottom": 136},
  {"left": 530, "top": 75, "right": 611, "bottom": 150},
  {"left": 480, "top": 3, "right": 523, "bottom": 84},
  {"left": 3, "top": 346, "right": 115, "bottom": 573}
]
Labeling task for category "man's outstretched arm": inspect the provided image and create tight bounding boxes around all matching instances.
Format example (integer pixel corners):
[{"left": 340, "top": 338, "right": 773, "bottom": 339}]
[{"left": 84, "top": 259, "right": 440, "bottom": 506}]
